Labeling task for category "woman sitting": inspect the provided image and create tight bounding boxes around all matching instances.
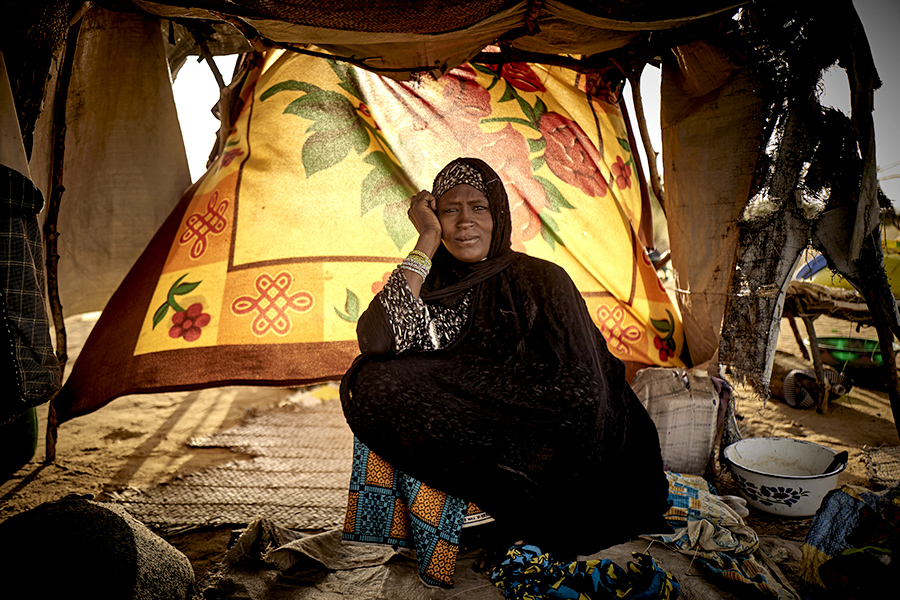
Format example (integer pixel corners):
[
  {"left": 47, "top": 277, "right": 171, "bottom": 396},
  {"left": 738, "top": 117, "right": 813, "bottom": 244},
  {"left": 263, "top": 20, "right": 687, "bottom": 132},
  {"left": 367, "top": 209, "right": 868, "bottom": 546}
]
[{"left": 340, "top": 157, "right": 670, "bottom": 587}]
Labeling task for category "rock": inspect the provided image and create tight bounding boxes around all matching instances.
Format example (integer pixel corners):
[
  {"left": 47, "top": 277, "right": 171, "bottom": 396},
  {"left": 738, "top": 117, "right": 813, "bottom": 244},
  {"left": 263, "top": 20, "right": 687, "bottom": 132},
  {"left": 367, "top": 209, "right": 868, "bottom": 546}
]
[{"left": 0, "top": 497, "right": 194, "bottom": 599}]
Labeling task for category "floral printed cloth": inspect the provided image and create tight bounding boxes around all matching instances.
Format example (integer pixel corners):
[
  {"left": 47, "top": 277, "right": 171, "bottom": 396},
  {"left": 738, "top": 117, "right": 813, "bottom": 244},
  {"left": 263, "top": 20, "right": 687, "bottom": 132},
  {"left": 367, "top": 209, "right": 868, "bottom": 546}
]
[{"left": 54, "top": 49, "right": 687, "bottom": 427}]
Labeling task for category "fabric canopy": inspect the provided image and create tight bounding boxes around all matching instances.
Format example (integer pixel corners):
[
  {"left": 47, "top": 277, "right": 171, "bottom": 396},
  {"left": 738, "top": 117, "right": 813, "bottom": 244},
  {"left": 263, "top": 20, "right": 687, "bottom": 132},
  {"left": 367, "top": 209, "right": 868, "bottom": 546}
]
[
  {"left": 133, "top": 0, "right": 746, "bottom": 79},
  {"left": 53, "top": 48, "right": 687, "bottom": 424}
]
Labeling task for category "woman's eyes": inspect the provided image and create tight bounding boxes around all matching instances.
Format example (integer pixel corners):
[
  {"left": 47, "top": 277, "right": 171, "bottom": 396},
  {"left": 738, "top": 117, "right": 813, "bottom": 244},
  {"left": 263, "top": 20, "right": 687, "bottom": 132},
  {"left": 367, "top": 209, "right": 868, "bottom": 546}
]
[{"left": 442, "top": 205, "right": 488, "bottom": 213}]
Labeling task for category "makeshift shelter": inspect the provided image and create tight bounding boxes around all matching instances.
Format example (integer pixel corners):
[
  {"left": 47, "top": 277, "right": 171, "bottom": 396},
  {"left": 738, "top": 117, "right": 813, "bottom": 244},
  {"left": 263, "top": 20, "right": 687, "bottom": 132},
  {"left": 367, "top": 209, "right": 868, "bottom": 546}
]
[{"left": 1, "top": 0, "right": 897, "bottom": 457}]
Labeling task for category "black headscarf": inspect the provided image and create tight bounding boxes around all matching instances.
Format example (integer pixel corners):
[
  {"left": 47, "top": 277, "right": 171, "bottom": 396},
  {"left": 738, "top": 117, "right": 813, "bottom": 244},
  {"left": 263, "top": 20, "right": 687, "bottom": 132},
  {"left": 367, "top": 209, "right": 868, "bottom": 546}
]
[{"left": 420, "top": 157, "right": 518, "bottom": 305}]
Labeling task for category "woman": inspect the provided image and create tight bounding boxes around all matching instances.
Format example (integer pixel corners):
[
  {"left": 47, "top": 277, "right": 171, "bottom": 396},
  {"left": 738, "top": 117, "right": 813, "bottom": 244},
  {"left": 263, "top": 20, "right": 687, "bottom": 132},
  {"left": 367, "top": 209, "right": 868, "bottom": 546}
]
[{"left": 340, "top": 157, "right": 669, "bottom": 587}]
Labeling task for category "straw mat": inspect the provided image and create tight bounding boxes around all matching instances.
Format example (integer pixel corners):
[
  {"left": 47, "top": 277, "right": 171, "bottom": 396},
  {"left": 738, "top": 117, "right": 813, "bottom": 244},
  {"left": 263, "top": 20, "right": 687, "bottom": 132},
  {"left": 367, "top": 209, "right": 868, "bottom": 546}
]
[
  {"left": 111, "top": 385, "right": 353, "bottom": 533},
  {"left": 862, "top": 445, "right": 900, "bottom": 488}
]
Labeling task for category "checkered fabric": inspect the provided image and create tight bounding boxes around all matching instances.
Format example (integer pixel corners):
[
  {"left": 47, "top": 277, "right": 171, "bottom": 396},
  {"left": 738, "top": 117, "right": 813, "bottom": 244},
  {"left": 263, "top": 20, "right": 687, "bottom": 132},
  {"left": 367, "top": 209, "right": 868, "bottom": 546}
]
[{"left": 1, "top": 165, "right": 60, "bottom": 425}]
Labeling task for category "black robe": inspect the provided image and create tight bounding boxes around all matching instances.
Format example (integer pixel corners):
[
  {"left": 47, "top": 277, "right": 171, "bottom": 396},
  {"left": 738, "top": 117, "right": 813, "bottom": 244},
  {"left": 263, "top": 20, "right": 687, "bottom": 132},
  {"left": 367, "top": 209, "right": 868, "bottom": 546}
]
[{"left": 341, "top": 252, "right": 670, "bottom": 556}]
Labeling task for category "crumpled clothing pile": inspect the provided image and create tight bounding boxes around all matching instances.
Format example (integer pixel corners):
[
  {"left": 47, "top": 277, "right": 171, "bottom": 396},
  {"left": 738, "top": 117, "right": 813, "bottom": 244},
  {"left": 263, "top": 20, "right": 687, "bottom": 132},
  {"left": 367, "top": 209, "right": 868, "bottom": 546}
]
[{"left": 641, "top": 472, "right": 799, "bottom": 600}]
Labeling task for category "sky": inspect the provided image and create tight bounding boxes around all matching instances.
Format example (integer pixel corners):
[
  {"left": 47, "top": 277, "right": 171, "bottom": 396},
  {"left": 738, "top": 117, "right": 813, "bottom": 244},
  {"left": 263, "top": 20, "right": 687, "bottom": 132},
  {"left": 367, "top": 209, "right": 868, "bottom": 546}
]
[
  {"left": 850, "top": 0, "right": 900, "bottom": 203},
  {"left": 173, "top": 1, "right": 900, "bottom": 203}
]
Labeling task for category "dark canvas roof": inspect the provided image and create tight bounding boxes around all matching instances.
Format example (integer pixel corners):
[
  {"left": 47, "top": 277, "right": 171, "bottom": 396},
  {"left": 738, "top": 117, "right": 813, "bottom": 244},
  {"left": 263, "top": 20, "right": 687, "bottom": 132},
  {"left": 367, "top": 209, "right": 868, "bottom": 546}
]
[{"left": 131, "top": 0, "right": 746, "bottom": 77}]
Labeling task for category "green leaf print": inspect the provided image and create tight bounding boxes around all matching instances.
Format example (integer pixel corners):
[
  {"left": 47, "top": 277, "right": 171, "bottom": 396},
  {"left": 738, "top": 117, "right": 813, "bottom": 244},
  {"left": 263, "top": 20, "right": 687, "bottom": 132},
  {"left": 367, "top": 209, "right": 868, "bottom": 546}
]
[
  {"left": 528, "top": 138, "right": 547, "bottom": 153},
  {"left": 651, "top": 310, "right": 676, "bottom": 339},
  {"left": 383, "top": 201, "right": 416, "bottom": 250},
  {"left": 302, "top": 126, "right": 369, "bottom": 177},
  {"left": 284, "top": 90, "right": 353, "bottom": 126},
  {"left": 262, "top": 79, "right": 370, "bottom": 178},
  {"left": 534, "top": 176, "right": 575, "bottom": 212},
  {"left": 326, "top": 59, "right": 363, "bottom": 101},
  {"left": 260, "top": 80, "right": 321, "bottom": 101},
  {"left": 152, "top": 274, "right": 202, "bottom": 329},
  {"left": 538, "top": 210, "right": 565, "bottom": 250},
  {"left": 261, "top": 72, "right": 415, "bottom": 248},
  {"left": 360, "top": 152, "right": 413, "bottom": 215},
  {"left": 533, "top": 97, "right": 547, "bottom": 121},
  {"left": 334, "top": 288, "right": 361, "bottom": 322},
  {"left": 470, "top": 63, "right": 498, "bottom": 77}
]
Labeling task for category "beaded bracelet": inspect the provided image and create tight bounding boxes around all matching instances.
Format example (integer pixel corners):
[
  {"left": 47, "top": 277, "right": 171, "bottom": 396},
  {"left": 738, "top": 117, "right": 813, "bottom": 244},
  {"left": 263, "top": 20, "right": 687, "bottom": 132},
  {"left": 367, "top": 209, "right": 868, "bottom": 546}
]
[
  {"left": 406, "top": 249, "right": 432, "bottom": 270},
  {"left": 399, "top": 249, "right": 432, "bottom": 280},
  {"left": 399, "top": 258, "right": 429, "bottom": 280}
]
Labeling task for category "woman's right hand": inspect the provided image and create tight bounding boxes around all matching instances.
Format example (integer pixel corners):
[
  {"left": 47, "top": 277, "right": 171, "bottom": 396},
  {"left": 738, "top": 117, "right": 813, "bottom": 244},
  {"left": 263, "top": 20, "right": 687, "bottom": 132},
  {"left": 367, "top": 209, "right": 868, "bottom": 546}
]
[{"left": 407, "top": 190, "right": 442, "bottom": 257}]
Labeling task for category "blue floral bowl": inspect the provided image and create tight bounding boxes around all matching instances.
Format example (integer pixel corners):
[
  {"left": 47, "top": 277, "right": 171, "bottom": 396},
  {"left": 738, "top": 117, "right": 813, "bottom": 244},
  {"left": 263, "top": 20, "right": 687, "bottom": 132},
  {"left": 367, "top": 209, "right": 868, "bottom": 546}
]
[{"left": 723, "top": 437, "right": 845, "bottom": 517}]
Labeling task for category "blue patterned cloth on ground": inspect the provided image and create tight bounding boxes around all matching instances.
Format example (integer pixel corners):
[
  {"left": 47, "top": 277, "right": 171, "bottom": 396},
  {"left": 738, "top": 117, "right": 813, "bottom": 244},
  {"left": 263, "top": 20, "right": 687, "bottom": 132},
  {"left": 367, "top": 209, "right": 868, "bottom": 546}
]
[
  {"left": 490, "top": 543, "right": 679, "bottom": 600},
  {"left": 799, "top": 483, "right": 900, "bottom": 599},
  {"left": 642, "top": 472, "right": 799, "bottom": 599}
]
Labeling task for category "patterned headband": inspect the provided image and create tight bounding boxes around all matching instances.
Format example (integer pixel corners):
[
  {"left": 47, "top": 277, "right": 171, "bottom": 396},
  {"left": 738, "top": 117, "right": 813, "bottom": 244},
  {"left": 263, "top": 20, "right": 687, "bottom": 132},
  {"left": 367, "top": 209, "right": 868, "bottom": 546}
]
[{"left": 432, "top": 161, "right": 489, "bottom": 199}]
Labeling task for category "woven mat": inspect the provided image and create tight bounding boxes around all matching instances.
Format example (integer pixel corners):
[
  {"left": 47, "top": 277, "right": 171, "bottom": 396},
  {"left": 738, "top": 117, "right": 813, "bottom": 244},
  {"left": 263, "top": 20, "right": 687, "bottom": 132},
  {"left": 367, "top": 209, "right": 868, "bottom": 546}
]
[
  {"left": 111, "top": 384, "right": 353, "bottom": 533},
  {"left": 862, "top": 446, "right": 900, "bottom": 488}
]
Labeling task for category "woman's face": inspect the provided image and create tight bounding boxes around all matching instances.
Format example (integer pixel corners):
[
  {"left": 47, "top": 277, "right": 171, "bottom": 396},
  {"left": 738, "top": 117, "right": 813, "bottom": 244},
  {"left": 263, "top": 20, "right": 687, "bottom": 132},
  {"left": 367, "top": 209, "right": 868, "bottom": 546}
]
[{"left": 436, "top": 184, "right": 493, "bottom": 263}]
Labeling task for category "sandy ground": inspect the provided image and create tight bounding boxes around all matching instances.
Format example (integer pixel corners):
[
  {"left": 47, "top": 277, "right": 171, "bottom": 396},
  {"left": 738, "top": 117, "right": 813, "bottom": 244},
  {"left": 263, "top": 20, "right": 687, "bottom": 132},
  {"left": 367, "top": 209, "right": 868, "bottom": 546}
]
[
  {"left": 1, "top": 311, "right": 898, "bottom": 585},
  {"left": 0, "top": 313, "right": 290, "bottom": 578},
  {"left": 736, "top": 315, "right": 899, "bottom": 489}
]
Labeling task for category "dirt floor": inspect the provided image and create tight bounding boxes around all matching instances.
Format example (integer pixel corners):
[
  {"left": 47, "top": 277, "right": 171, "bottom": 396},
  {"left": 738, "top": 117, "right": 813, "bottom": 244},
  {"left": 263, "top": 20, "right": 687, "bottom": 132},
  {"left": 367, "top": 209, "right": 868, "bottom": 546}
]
[{"left": 1, "top": 311, "right": 898, "bottom": 587}]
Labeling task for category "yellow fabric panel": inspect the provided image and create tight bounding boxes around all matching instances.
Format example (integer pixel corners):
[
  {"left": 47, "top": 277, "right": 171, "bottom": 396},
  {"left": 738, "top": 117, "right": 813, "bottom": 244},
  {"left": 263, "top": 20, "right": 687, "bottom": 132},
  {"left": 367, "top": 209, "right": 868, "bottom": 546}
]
[{"left": 135, "top": 50, "right": 686, "bottom": 368}]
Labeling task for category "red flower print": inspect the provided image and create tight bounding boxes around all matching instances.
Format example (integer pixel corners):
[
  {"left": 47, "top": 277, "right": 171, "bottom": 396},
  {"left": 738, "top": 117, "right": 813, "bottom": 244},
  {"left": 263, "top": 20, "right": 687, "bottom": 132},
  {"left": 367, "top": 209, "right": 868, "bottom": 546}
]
[
  {"left": 358, "top": 102, "right": 380, "bottom": 129},
  {"left": 611, "top": 156, "right": 632, "bottom": 189},
  {"left": 539, "top": 112, "right": 608, "bottom": 197},
  {"left": 372, "top": 271, "right": 391, "bottom": 295},
  {"left": 654, "top": 335, "right": 675, "bottom": 362},
  {"left": 169, "top": 302, "right": 210, "bottom": 342},
  {"left": 477, "top": 124, "right": 548, "bottom": 249},
  {"left": 220, "top": 148, "right": 244, "bottom": 167},
  {"left": 582, "top": 71, "right": 620, "bottom": 108},
  {"left": 496, "top": 63, "right": 546, "bottom": 93},
  {"left": 442, "top": 65, "right": 492, "bottom": 124}
]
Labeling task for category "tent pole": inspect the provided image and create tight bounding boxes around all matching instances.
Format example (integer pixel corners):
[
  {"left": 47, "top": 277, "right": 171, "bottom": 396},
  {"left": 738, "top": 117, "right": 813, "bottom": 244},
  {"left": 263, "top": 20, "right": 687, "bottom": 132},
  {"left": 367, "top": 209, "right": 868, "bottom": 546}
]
[
  {"left": 43, "top": 17, "right": 82, "bottom": 463},
  {"left": 842, "top": 1, "right": 900, "bottom": 439},
  {"left": 619, "top": 63, "right": 665, "bottom": 215},
  {"left": 619, "top": 98, "right": 655, "bottom": 252}
]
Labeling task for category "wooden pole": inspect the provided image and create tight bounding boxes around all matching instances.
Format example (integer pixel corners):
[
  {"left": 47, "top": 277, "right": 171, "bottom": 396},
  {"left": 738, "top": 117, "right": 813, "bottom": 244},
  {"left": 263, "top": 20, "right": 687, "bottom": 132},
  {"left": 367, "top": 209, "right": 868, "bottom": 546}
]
[
  {"left": 619, "top": 99, "right": 655, "bottom": 252},
  {"left": 619, "top": 63, "right": 666, "bottom": 215},
  {"left": 874, "top": 323, "right": 900, "bottom": 440},
  {"left": 43, "top": 17, "right": 82, "bottom": 463},
  {"left": 800, "top": 314, "right": 831, "bottom": 413}
]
